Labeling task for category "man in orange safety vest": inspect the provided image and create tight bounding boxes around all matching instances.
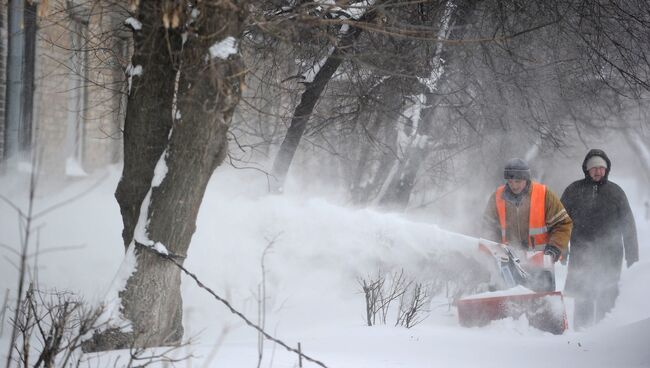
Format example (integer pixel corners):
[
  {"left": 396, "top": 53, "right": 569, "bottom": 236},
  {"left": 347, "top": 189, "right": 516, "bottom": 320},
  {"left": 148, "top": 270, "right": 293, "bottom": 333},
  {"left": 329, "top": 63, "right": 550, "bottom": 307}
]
[{"left": 481, "top": 158, "right": 572, "bottom": 262}]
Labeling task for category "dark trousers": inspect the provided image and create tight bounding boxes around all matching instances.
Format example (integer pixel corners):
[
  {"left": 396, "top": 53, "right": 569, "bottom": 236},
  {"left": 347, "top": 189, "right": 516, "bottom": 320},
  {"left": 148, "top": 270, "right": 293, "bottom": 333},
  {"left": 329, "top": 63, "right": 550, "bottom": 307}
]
[{"left": 573, "top": 285, "right": 619, "bottom": 330}]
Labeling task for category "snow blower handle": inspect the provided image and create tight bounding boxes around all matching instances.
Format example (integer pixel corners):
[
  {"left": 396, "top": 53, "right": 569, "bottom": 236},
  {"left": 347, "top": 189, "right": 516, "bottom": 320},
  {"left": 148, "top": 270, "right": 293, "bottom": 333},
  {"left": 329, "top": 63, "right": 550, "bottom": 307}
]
[
  {"left": 502, "top": 245, "right": 529, "bottom": 281},
  {"left": 478, "top": 239, "right": 529, "bottom": 288}
]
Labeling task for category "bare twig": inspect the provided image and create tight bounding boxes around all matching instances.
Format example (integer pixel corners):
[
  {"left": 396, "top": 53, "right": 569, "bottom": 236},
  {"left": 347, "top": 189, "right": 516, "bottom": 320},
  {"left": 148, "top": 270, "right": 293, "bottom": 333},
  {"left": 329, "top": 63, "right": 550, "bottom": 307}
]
[
  {"left": 6, "top": 152, "right": 39, "bottom": 368},
  {"left": 257, "top": 234, "right": 278, "bottom": 368},
  {"left": 0, "top": 195, "right": 26, "bottom": 220},
  {"left": 0, "top": 289, "right": 9, "bottom": 337}
]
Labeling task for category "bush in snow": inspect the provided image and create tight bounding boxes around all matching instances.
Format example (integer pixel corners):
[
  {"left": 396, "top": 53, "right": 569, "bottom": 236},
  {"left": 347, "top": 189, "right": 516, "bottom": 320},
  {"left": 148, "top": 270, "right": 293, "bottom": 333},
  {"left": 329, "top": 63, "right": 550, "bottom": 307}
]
[{"left": 358, "top": 252, "right": 492, "bottom": 328}]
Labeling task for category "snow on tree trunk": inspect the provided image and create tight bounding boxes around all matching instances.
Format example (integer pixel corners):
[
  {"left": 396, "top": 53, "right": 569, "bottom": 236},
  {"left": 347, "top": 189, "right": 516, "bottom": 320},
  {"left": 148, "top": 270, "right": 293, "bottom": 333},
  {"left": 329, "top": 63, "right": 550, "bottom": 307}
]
[
  {"left": 378, "top": 0, "right": 479, "bottom": 210},
  {"left": 378, "top": 93, "right": 438, "bottom": 210},
  {"left": 85, "top": 1, "right": 246, "bottom": 351},
  {"left": 115, "top": 2, "right": 180, "bottom": 250}
]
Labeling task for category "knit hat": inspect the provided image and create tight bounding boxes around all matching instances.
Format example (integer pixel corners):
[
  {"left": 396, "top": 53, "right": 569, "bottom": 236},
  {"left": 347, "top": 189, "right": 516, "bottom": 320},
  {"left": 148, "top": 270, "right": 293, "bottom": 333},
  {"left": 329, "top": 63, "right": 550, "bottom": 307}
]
[
  {"left": 504, "top": 158, "right": 531, "bottom": 180},
  {"left": 585, "top": 155, "right": 608, "bottom": 170}
]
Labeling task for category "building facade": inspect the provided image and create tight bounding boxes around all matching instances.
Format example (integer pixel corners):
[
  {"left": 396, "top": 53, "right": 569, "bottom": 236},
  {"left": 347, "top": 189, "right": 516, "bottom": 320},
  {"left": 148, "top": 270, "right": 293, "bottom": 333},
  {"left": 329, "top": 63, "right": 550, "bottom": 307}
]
[
  {"left": 0, "top": 1, "right": 7, "bottom": 161},
  {"left": 1, "top": 0, "right": 129, "bottom": 178}
]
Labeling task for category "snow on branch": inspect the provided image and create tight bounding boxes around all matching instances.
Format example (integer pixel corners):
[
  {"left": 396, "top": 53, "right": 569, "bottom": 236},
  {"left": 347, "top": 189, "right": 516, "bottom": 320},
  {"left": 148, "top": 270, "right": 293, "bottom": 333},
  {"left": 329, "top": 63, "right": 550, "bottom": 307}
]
[
  {"left": 315, "top": 0, "right": 375, "bottom": 20},
  {"left": 209, "top": 37, "right": 238, "bottom": 60},
  {"left": 126, "top": 64, "right": 143, "bottom": 95},
  {"left": 301, "top": 47, "right": 334, "bottom": 83},
  {"left": 124, "top": 17, "right": 142, "bottom": 31}
]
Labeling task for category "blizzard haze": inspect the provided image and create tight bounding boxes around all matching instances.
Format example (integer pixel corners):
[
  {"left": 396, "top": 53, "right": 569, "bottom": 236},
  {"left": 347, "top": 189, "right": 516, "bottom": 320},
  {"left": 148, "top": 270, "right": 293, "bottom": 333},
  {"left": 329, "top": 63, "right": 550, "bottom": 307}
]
[
  {"left": 3, "top": 1, "right": 650, "bottom": 367},
  {"left": 1, "top": 147, "right": 649, "bottom": 367}
]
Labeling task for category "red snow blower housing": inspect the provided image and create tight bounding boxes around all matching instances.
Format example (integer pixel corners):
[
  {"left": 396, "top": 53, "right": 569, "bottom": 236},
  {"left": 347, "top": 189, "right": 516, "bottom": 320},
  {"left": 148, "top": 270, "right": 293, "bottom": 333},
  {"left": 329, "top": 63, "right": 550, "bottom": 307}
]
[{"left": 457, "top": 239, "right": 568, "bottom": 334}]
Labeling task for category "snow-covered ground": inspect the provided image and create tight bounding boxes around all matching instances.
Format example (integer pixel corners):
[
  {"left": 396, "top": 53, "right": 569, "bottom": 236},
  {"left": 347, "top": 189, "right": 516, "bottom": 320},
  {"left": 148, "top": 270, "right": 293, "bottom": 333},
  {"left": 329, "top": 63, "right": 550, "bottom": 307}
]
[{"left": 0, "top": 166, "right": 648, "bottom": 367}]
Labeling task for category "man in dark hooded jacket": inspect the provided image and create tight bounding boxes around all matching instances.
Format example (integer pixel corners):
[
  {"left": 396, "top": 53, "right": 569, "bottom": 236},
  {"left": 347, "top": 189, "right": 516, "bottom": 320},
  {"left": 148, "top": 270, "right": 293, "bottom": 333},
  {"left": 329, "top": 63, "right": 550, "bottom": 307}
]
[{"left": 561, "top": 149, "right": 639, "bottom": 330}]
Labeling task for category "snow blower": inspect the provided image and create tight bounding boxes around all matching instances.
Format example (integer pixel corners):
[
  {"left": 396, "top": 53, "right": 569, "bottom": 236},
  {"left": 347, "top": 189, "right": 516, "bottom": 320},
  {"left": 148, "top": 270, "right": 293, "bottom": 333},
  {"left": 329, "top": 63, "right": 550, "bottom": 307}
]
[{"left": 456, "top": 239, "right": 568, "bottom": 334}]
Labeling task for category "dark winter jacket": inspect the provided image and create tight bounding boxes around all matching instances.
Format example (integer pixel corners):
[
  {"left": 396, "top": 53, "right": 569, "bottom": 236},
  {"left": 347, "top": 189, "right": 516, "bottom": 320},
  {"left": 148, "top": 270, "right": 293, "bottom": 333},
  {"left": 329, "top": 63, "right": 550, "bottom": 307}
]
[{"left": 561, "top": 149, "right": 639, "bottom": 297}]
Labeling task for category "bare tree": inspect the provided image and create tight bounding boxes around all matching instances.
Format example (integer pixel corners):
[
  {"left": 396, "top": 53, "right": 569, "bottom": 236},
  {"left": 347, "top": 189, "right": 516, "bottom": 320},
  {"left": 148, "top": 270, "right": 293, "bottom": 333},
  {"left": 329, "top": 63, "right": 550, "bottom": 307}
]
[
  {"left": 269, "top": 2, "right": 381, "bottom": 193},
  {"left": 89, "top": 0, "right": 248, "bottom": 350},
  {"left": 377, "top": 0, "right": 479, "bottom": 210}
]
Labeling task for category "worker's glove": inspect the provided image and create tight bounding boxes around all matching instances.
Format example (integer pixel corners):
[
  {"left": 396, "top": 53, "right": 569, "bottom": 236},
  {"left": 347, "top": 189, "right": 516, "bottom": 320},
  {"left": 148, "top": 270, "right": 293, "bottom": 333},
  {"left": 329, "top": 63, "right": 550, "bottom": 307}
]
[
  {"left": 544, "top": 245, "right": 561, "bottom": 263},
  {"left": 560, "top": 253, "right": 568, "bottom": 265}
]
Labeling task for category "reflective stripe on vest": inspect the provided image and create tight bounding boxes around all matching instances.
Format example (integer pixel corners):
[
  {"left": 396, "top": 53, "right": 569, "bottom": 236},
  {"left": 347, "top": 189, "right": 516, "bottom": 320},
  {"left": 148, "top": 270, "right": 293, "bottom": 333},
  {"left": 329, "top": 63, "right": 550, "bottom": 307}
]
[{"left": 495, "top": 182, "right": 549, "bottom": 250}]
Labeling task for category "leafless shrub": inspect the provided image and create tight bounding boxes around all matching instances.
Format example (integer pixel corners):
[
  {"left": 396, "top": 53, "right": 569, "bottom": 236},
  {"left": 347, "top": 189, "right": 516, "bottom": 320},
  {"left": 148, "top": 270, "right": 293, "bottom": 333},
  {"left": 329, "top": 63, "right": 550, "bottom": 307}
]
[
  {"left": 359, "top": 269, "right": 435, "bottom": 328},
  {"left": 358, "top": 253, "right": 492, "bottom": 329},
  {"left": 7, "top": 283, "right": 193, "bottom": 368},
  {"left": 395, "top": 282, "right": 433, "bottom": 328},
  {"left": 0, "top": 162, "right": 191, "bottom": 367},
  {"left": 357, "top": 272, "right": 384, "bottom": 327},
  {"left": 8, "top": 284, "right": 99, "bottom": 368},
  {"left": 377, "top": 270, "right": 411, "bottom": 325}
]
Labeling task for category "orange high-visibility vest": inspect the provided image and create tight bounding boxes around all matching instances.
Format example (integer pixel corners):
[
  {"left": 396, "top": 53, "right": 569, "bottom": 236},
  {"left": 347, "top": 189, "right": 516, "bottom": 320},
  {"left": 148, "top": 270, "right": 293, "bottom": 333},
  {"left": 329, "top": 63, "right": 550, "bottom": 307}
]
[{"left": 495, "top": 181, "right": 549, "bottom": 250}]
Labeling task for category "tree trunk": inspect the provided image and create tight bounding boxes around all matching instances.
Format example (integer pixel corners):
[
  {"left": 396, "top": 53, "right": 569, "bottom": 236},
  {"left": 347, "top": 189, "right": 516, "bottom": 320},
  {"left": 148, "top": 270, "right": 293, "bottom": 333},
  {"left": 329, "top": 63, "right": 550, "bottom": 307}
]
[
  {"left": 85, "top": 1, "right": 246, "bottom": 351},
  {"left": 119, "top": 47, "right": 241, "bottom": 348},
  {"left": 349, "top": 109, "right": 382, "bottom": 204},
  {"left": 378, "top": 93, "right": 440, "bottom": 209},
  {"left": 114, "top": 2, "right": 180, "bottom": 249},
  {"left": 353, "top": 78, "right": 404, "bottom": 205},
  {"left": 270, "top": 9, "right": 378, "bottom": 193},
  {"left": 378, "top": 0, "right": 479, "bottom": 210}
]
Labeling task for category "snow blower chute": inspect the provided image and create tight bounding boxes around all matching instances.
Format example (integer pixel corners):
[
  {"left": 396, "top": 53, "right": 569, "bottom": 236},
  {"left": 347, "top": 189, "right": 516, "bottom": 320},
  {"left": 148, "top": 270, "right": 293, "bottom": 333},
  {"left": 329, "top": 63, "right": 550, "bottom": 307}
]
[{"left": 457, "top": 239, "right": 568, "bottom": 334}]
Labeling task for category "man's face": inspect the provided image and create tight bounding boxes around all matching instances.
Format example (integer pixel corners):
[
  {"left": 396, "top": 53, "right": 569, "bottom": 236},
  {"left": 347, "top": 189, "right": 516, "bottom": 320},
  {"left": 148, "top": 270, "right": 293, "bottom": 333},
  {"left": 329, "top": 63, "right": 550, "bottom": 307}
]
[
  {"left": 588, "top": 166, "right": 607, "bottom": 182},
  {"left": 507, "top": 179, "right": 527, "bottom": 194}
]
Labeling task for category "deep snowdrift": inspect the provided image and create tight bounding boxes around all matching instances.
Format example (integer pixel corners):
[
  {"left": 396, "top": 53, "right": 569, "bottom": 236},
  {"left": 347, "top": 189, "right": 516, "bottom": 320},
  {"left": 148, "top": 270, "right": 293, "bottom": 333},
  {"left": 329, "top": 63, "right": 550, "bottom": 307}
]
[{"left": 0, "top": 166, "right": 648, "bottom": 367}]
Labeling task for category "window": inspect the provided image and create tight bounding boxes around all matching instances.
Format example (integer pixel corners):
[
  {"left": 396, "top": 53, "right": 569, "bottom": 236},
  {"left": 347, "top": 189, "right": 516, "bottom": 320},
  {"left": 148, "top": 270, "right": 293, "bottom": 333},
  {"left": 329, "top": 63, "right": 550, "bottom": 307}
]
[{"left": 64, "top": 1, "right": 89, "bottom": 176}]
